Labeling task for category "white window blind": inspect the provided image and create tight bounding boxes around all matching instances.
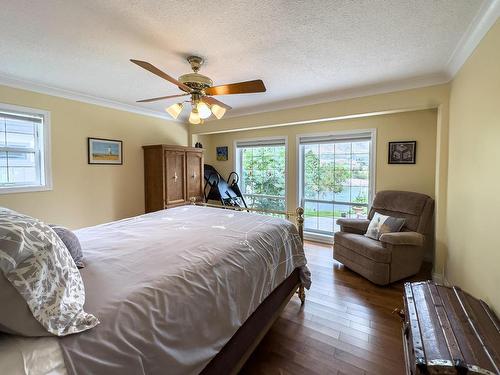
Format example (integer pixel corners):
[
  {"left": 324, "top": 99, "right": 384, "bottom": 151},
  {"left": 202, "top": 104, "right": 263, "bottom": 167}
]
[
  {"left": 298, "top": 131, "right": 372, "bottom": 145},
  {"left": 235, "top": 138, "right": 286, "bottom": 148},
  {"left": 0, "top": 106, "right": 50, "bottom": 193}
]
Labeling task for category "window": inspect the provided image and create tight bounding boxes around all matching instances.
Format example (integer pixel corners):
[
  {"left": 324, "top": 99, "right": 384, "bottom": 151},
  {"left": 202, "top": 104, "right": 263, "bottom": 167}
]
[
  {"left": 298, "top": 130, "right": 375, "bottom": 237},
  {"left": 0, "top": 104, "right": 51, "bottom": 194},
  {"left": 235, "top": 138, "right": 287, "bottom": 211}
]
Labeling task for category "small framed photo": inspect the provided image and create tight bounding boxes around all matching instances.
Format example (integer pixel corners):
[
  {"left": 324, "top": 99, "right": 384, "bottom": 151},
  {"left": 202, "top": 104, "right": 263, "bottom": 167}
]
[
  {"left": 88, "top": 138, "right": 123, "bottom": 165},
  {"left": 216, "top": 146, "right": 228, "bottom": 161},
  {"left": 388, "top": 141, "right": 416, "bottom": 164}
]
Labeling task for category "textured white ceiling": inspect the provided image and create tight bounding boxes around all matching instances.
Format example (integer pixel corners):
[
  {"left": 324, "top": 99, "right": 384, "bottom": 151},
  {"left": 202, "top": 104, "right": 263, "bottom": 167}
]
[{"left": 0, "top": 0, "right": 486, "bottom": 119}]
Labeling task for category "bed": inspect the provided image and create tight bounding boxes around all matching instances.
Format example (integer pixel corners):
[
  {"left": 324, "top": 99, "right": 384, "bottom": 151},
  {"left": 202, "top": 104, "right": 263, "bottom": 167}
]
[{"left": 0, "top": 204, "right": 310, "bottom": 375}]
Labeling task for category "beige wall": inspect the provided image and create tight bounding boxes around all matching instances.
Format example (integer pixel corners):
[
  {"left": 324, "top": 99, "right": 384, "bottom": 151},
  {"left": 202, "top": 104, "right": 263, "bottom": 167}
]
[
  {"left": 0, "top": 85, "right": 187, "bottom": 228},
  {"left": 192, "top": 84, "right": 451, "bottom": 278},
  {"left": 446, "top": 21, "right": 500, "bottom": 312},
  {"left": 199, "top": 109, "right": 437, "bottom": 207}
]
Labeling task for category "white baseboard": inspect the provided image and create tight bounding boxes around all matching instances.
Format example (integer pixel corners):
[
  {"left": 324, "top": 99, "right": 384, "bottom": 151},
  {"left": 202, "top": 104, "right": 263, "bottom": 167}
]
[
  {"left": 432, "top": 272, "right": 444, "bottom": 284},
  {"left": 432, "top": 272, "right": 451, "bottom": 286}
]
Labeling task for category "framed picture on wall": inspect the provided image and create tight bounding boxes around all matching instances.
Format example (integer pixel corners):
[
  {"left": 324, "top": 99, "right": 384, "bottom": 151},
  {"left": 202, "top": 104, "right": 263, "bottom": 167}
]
[
  {"left": 216, "top": 146, "right": 228, "bottom": 161},
  {"left": 388, "top": 141, "right": 416, "bottom": 164},
  {"left": 88, "top": 138, "right": 123, "bottom": 165}
]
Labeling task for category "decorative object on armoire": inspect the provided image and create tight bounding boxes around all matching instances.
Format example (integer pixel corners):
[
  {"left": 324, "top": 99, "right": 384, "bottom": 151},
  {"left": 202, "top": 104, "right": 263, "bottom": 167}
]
[
  {"left": 400, "top": 281, "right": 500, "bottom": 375},
  {"left": 388, "top": 141, "right": 416, "bottom": 164},
  {"left": 88, "top": 138, "right": 123, "bottom": 165},
  {"left": 143, "top": 145, "right": 204, "bottom": 212},
  {"left": 194, "top": 142, "right": 203, "bottom": 149},
  {"left": 334, "top": 190, "right": 434, "bottom": 285},
  {"left": 130, "top": 56, "right": 266, "bottom": 124},
  {"left": 216, "top": 146, "right": 228, "bottom": 161}
]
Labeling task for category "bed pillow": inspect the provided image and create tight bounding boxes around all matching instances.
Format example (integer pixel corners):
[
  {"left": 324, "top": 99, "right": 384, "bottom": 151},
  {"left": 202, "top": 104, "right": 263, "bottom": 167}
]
[
  {"left": 49, "top": 225, "right": 85, "bottom": 268},
  {"left": 365, "top": 212, "right": 405, "bottom": 240},
  {"left": 0, "top": 207, "right": 99, "bottom": 336},
  {"left": 0, "top": 273, "right": 49, "bottom": 336}
]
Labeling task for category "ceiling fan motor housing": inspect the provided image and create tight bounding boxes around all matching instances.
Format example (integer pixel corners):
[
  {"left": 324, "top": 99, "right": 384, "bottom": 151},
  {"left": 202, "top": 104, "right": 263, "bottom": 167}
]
[
  {"left": 178, "top": 73, "right": 213, "bottom": 91},
  {"left": 178, "top": 55, "right": 213, "bottom": 91}
]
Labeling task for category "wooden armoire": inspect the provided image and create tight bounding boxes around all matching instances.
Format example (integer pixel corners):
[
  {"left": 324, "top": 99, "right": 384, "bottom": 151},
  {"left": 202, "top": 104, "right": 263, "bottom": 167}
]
[{"left": 143, "top": 145, "right": 204, "bottom": 213}]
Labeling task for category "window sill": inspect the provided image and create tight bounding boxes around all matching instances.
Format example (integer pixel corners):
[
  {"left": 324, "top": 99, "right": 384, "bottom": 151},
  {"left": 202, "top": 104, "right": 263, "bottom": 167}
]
[
  {"left": 0, "top": 184, "right": 53, "bottom": 195},
  {"left": 304, "top": 231, "right": 334, "bottom": 245}
]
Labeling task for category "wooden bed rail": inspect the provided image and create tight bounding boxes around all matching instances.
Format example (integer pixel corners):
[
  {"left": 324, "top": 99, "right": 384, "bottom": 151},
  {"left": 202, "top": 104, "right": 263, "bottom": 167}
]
[{"left": 189, "top": 198, "right": 306, "bottom": 305}]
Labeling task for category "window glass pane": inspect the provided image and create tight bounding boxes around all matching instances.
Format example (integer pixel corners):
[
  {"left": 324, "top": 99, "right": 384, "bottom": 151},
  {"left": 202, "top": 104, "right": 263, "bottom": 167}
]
[
  {"left": 8, "top": 152, "right": 36, "bottom": 167},
  {"left": 8, "top": 167, "right": 37, "bottom": 184},
  {"left": 0, "top": 132, "right": 5, "bottom": 147},
  {"left": 238, "top": 144, "right": 286, "bottom": 211},
  {"left": 5, "top": 118, "right": 34, "bottom": 134},
  {"left": 0, "top": 151, "right": 6, "bottom": 167},
  {"left": 6, "top": 132, "right": 35, "bottom": 148},
  {"left": 0, "top": 167, "right": 6, "bottom": 184},
  {"left": 335, "top": 142, "right": 351, "bottom": 154},
  {"left": 301, "top": 137, "right": 371, "bottom": 236},
  {"left": 304, "top": 200, "right": 319, "bottom": 232},
  {"left": 352, "top": 141, "right": 369, "bottom": 153}
]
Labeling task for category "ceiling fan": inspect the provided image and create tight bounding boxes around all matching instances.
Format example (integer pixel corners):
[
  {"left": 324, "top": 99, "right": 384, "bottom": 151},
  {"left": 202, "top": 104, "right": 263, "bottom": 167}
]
[{"left": 131, "top": 56, "right": 266, "bottom": 124}]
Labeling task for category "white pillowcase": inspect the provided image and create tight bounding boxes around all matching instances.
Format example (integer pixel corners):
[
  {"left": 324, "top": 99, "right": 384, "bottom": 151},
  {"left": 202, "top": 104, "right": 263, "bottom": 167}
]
[
  {"left": 365, "top": 212, "right": 405, "bottom": 240},
  {"left": 0, "top": 207, "right": 99, "bottom": 336}
]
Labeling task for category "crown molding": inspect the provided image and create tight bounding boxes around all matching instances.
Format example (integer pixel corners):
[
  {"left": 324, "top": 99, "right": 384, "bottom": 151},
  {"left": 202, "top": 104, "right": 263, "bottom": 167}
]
[
  {"left": 207, "top": 72, "right": 449, "bottom": 121},
  {"left": 0, "top": 73, "right": 176, "bottom": 121},
  {"left": 446, "top": 0, "right": 500, "bottom": 78},
  {"left": 0, "top": 2, "right": 497, "bottom": 123}
]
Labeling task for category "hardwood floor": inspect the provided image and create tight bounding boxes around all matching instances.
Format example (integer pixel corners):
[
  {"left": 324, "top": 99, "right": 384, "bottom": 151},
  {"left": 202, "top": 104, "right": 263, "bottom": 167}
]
[{"left": 240, "top": 241, "right": 431, "bottom": 375}]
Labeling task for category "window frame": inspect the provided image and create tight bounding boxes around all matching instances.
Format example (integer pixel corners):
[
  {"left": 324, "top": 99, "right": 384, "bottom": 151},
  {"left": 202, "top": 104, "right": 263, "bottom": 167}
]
[
  {"left": 233, "top": 136, "right": 288, "bottom": 211},
  {"left": 296, "top": 128, "right": 377, "bottom": 241},
  {"left": 0, "top": 103, "right": 52, "bottom": 194}
]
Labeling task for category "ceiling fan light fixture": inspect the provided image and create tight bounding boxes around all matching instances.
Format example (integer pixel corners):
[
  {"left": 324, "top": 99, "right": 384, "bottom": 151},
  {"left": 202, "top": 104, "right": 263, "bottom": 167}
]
[
  {"left": 189, "top": 109, "right": 201, "bottom": 125},
  {"left": 211, "top": 104, "right": 227, "bottom": 119},
  {"left": 197, "top": 101, "right": 212, "bottom": 119},
  {"left": 166, "top": 103, "right": 183, "bottom": 119}
]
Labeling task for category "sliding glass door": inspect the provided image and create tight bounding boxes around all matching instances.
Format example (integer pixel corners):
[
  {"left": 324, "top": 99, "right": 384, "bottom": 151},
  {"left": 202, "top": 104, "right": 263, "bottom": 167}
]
[{"left": 298, "top": 132, "right": 373, "bottom": 237}]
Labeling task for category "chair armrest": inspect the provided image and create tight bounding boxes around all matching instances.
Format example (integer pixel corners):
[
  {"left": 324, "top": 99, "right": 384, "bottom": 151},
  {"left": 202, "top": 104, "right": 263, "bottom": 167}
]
[
  {"left": 336, "top": 218, "right": 370, "bottom": 234},
  {"left": 379, "top": 232, "right": 424, "bottom": 246}
]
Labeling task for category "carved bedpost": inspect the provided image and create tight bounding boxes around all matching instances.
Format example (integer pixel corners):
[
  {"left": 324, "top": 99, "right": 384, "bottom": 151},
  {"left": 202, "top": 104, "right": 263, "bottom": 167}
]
[
  {"left": 295, "top": 207, "right": 304, "bottom": 244},
  {"left": 295, "top": 206, "right": 306, "bottom": 305}
]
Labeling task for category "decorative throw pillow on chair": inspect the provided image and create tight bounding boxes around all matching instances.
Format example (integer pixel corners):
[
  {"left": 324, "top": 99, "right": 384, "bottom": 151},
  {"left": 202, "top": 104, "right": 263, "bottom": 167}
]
[{"left": 365, "top": 213, "right": 405, "bottom": 240}]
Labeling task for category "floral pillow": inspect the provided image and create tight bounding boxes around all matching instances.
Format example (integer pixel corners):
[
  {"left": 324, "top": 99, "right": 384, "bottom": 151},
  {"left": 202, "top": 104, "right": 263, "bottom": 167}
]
[{"left": 0, "top": 207, "right": 99, "bottom": 336}]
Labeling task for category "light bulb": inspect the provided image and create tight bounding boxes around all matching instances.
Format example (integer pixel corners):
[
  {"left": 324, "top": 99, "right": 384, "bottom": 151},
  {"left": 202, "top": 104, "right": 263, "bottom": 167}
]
[
  {"left": 211, "top": 104, "right": 226, "bottom": 119},
  {"left": 197, "top": 101, "right": 212, "bottom": 119},
  {"left": 165, "top": 103, "right": 183, "bottom": 119},
  {"left": 189, "top": 109, "right": 201, "bottom": 124}
]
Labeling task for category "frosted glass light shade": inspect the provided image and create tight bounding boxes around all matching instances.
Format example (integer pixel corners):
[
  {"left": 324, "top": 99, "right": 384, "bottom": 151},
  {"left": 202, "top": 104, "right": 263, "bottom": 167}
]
[
  {"left": 211, "top": 104, "right": 226, "bottom": 119},
  {"left": 197, "top": 102, "right": 212, "bottom": 119},
  {"left": 189, "top": 109, "right": 201, "bottom": 124},
  {"left": 165, "top": 103, "right": 183, "bottom": 119}
]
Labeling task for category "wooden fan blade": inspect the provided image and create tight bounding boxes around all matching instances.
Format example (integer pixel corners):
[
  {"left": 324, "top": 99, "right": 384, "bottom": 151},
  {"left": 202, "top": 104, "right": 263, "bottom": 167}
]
[
  {"left": 130, "top": 59, "right": 192, "bottom": 92},
  {"left": 203, "top": 96, "right": 232, "bottom": 110},
  {"left": 204, "top": 80, "right": 266, "bottom": 96},
  {"left": 136, "top": 93, "right": 189, "bottom": 103}
]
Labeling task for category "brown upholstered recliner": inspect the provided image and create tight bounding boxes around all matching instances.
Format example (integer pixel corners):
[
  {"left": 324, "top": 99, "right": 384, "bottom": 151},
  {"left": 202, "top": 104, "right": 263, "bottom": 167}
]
[{"left": 333, "top": 190, "right": 434, "bottom": 285}]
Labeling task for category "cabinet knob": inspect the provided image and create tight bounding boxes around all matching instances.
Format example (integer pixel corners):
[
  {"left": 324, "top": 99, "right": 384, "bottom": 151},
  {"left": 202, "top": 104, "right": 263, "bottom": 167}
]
[
  {"left": 173, "top": 172, "right": 178, "bottom": 182},
  {"left": 192, "top": 171, "right": 196, "bottom": 179}
]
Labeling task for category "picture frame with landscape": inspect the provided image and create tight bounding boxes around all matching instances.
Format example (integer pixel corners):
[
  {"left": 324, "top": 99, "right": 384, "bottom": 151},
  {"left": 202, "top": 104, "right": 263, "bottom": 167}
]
[{"left": 88, "top": 137, "right": 123, "bottom": 165}]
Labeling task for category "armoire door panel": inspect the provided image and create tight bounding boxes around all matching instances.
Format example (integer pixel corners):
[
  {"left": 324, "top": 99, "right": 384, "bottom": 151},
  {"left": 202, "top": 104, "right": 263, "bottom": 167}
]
[
  {"left": 186, "top": 151, "right": 204, "bottom": 202},
  {"left": 165, "top": 150, "right": 186, "bottom": 205}
]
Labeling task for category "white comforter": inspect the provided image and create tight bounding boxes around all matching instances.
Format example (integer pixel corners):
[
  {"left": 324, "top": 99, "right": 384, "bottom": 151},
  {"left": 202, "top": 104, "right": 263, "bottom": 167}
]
[{"left": 0, "top": 206, "right": 309, "bottom": 375}]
